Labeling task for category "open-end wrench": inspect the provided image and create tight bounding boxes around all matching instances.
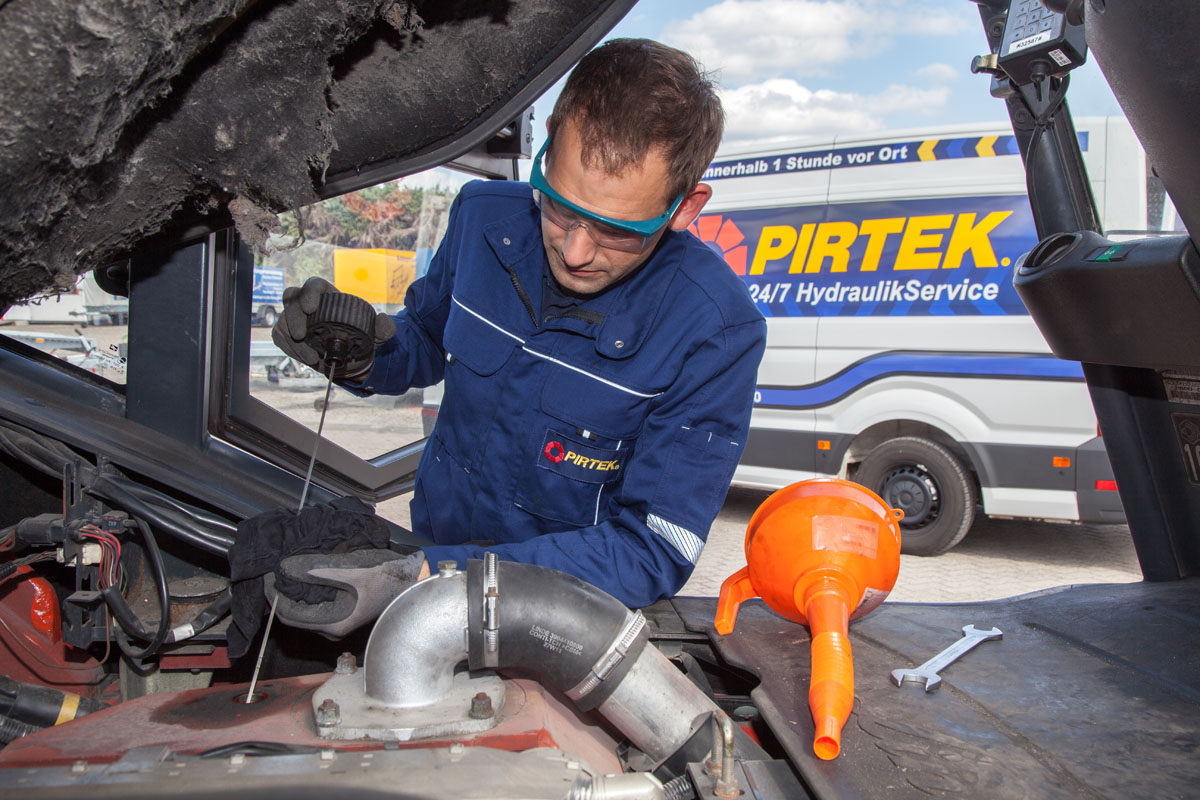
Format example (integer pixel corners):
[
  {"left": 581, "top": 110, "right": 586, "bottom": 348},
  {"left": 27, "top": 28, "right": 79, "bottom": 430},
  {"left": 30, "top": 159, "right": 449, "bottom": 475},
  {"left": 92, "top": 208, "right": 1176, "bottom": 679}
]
[{"left": 891, "top": 624, "right": 1002, "bottom": 692}]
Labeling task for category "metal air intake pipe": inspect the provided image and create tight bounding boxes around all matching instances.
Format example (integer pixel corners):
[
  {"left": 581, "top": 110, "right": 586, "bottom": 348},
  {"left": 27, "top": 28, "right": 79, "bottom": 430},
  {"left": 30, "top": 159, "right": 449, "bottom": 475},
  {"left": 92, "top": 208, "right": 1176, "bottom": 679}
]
[{"left": 358, "top": 556, "right": 725, "bottom": 763}]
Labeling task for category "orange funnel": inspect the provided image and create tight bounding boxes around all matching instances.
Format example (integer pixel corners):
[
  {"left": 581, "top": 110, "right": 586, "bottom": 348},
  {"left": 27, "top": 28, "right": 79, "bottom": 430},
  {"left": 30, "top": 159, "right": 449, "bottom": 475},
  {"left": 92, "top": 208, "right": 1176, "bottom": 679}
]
[{"left": 714, "top": 479, "right": 902, "bottom": 760}]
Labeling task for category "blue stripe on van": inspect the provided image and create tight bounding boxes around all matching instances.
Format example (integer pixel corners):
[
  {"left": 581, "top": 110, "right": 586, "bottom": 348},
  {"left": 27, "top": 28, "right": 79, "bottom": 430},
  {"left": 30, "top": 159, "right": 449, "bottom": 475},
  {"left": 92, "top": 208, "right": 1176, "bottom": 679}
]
[{"left": 755, "top": 351, "right": 1085, "bottom": 409}]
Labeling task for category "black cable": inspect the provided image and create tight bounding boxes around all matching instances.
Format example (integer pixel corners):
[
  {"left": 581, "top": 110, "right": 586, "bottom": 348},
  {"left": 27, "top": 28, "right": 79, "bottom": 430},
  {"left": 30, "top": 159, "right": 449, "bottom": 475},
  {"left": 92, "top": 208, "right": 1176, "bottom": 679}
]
[
  {"left": 129, "top": 516, "right": 170, "bottom": 659},
  {"left": 124, "top": 484, "right": 238, "bottom": 537},
  {"left": 176, "top": 589, "right": 233, "bottom": 639},
  {"left": 195, "top": 741, "right": 324, "bottom": 759},
  {"left": 102, "top": 582, "right": 231, "bottom": 650},
  {"left": 0, "top": 420, "right": 235, "bottom": 555},
  {"left": 101, "top": 516, "right": 171, "bottom": 662},
  {"left": 89, "top": 476, "right": 233, "bottom": 556},
  {"left": 1023, "top": 73, "right": 1072, "bottom": 217}
]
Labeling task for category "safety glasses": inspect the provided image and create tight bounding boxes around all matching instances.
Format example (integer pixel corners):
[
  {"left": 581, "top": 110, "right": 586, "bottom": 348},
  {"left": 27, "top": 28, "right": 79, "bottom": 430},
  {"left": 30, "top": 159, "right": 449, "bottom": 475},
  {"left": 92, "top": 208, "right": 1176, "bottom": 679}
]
[{"left": 530, "top": 137, "right": 684, "bottom": 253}]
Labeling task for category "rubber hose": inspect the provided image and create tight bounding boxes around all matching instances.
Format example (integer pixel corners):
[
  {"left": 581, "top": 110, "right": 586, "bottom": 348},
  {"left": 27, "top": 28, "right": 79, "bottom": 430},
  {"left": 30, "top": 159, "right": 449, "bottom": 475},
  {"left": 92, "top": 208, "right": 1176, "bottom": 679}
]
[
  {"left": 0, "top": 715, "right": 39, "bottom": 744},
  {"left": 0, "top": 676, "right": 104, "bottom": 728},
  {"left": 465, "top": 560, "right": 647, "bottom": 711}
]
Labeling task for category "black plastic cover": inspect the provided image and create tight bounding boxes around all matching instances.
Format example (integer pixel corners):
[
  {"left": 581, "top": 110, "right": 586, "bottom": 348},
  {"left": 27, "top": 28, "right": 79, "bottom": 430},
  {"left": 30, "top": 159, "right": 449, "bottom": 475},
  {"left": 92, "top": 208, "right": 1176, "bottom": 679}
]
[
  {"left": 1013, "top": 231, "right": 1200, "bottom": 370},
  {"left": 673, "top": 579, "right": 1200, "bottom": 799}
]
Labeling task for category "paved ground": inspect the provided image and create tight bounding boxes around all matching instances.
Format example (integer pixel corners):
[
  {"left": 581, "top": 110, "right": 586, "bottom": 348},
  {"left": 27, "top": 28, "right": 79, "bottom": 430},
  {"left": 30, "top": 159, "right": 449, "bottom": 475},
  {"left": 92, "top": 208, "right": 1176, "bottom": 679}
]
[{"left": 680, "top": 486, "right": 1142, "bottom": 603}]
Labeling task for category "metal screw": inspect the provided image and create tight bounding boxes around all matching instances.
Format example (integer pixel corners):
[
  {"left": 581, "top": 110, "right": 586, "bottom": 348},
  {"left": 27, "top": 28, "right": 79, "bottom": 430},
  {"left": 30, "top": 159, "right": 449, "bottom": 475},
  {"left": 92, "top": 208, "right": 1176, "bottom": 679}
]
[
  {"left": 316, "top": 698, "right": 341, "bottom": 726},
  {"left": 469, "top": 691, "right": 494, "bottom": 719},
  {"left": 704, "top": 713, "right": 723, "bottom": 777},
  {"left": 437, "top": 560, "right": 457, "bottom": 578},
  {"left": 336, "top": 652, "right": 357, "bottom": 674}
]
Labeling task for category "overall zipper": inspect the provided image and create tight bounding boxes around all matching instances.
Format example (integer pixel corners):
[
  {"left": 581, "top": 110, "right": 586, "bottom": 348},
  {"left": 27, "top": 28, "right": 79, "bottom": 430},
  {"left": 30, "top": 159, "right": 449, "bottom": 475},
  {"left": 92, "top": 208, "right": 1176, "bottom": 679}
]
[{"left": 508, "top": 269, "right": 539, "bottom": 328}]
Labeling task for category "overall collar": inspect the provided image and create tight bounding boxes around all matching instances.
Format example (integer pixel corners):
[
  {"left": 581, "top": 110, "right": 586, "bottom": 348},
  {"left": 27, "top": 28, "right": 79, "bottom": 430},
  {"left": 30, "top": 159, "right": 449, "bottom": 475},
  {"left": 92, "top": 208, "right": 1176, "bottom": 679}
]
[{"left": 483, "top": 187, "right": 684, "bottom": 359}]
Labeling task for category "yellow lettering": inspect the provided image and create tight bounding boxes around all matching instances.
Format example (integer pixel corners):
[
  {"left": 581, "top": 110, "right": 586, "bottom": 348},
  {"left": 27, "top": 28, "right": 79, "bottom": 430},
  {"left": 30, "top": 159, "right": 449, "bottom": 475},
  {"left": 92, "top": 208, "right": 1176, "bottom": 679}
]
[
  {"left": 788, "top": 223, "right": 817, "bottom": 273},
  {"left": 895, "top": 215, "right": 953, "bottom": 270},
  {"left": 858, "top": 218, "right": 906, "bottom": 271},
  {"left": 942, "top": 211, "right": 1012, "bottom": 269},
  {"left": 564, "top": 452, "right": 580, "bottom": 464},
  {"left": 749, "top": 226, "right": 797, "bottom": 274},
  {"left": 805, "top": 221, "right": 858, "bottom": 273}
]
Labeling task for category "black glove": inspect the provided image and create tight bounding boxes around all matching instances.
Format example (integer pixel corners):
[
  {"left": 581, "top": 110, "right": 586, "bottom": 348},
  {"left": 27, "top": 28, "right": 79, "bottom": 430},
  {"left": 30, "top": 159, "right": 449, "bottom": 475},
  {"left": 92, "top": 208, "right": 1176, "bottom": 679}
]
[
  {"left": 265, "top": 548, "right": 426, "bottom": 638},
  {"left": 271, "top": 276, "right": 396, "bottom": 379}
]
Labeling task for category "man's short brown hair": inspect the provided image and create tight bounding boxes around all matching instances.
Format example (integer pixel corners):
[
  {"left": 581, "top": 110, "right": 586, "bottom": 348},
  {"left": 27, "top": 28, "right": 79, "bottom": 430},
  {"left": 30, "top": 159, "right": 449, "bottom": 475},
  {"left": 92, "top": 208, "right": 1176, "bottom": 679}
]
[{"left": 548, "top": 38, "right": 724, "bottom": 205}]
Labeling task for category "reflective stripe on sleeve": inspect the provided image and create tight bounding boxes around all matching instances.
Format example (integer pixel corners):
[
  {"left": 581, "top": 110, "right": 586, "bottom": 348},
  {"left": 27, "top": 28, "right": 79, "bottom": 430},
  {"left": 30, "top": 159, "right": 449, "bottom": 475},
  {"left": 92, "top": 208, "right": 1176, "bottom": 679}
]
[{"left": 647, "top": 514, "right": 704, "bottom": 564}]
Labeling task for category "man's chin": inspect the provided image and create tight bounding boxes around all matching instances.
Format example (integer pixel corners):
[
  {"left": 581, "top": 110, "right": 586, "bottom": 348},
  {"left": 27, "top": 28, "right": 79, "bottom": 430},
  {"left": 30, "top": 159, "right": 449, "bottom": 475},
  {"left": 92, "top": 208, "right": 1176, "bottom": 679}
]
[{"left": 556, "top": 268, "right": 609, "bottom": 294}]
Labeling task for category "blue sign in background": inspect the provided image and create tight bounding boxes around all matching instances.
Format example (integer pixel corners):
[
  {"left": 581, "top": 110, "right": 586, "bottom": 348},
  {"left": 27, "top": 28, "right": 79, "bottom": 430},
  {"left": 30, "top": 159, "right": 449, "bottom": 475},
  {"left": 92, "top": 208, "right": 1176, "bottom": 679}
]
[{"left": 704, "top": 195, "right": 1038, "bottom": 318}]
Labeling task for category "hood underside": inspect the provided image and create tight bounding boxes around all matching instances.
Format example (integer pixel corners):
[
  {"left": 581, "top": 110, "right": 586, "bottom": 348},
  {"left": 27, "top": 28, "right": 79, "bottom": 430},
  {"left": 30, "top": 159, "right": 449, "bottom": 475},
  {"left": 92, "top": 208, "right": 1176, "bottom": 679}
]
[{"left": 0, "top": 0, "right": 634, "bottom": 309}]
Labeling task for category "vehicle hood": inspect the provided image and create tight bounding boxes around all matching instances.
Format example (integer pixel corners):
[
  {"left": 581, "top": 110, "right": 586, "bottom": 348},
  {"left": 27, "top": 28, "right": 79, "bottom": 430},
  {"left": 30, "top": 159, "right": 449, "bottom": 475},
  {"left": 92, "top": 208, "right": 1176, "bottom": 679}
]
[{"left": 0, "top": 0, "right": 635, "bottom": 310}]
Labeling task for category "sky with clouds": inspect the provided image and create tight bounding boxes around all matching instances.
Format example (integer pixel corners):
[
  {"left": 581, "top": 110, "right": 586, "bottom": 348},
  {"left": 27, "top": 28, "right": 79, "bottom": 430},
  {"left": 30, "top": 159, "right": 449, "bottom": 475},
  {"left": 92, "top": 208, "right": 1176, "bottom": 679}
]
[{"left": 527, "top": 0, "right": 1123, "bottom": 154}]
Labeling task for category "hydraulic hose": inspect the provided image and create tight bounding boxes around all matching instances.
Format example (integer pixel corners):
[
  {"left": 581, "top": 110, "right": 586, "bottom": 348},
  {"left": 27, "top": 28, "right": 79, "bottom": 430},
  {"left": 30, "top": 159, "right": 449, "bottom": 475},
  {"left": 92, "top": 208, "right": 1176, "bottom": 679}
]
[{"left": 0, "top": 676, "right": 104, "bottom": 730}]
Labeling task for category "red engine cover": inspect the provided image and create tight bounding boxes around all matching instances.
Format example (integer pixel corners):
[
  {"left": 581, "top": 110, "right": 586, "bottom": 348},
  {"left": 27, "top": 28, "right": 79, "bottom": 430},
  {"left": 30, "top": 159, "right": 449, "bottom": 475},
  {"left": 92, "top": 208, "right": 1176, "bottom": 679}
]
[{"left": 0, "top": 674, "right": 623, "bottom": 775}]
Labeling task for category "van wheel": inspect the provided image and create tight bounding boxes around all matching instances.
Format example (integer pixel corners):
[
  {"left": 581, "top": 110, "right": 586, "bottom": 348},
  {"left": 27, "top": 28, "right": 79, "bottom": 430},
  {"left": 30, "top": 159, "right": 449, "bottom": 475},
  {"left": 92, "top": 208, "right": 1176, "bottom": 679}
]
[
  {"left": 259, "top": 306, "right": 278, "bottom": 328},
  {"left": 855, "top": 437, "right": 977, "bottom": 556}
]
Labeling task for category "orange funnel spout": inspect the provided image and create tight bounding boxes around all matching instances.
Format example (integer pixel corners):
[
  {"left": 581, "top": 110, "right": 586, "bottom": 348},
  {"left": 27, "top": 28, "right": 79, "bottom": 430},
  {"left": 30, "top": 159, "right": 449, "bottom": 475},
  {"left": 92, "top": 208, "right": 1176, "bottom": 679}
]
[
  {"left": 714, "top": 479, "right": 902, "bottom": 761},
  {"left": 801, "top": 574, "right": 856, "bottom": 760}
]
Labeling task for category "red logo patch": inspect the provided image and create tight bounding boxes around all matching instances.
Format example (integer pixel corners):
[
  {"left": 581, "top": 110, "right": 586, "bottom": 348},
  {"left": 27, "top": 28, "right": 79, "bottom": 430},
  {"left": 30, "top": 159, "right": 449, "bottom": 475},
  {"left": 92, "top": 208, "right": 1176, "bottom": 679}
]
[
  {"left": 689, "top": 214, "right": 748, "bottom": 275},
  {"left": 544, "top": 441, "right": 566, "bottom": 463}
]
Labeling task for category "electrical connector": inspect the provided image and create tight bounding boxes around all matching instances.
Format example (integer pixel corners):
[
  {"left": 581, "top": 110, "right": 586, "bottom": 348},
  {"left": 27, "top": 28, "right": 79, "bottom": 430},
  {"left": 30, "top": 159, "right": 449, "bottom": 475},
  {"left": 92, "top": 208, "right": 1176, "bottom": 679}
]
[{"left": 56, "top": 543, "right": 104, "bottom": 567}]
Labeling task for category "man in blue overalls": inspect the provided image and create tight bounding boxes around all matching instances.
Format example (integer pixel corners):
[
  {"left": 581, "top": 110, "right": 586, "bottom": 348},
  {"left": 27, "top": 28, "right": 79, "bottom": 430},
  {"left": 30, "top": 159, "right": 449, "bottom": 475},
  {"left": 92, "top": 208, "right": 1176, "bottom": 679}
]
[{"left": 272, "top": 38, "right": 766, "bottom": 637}]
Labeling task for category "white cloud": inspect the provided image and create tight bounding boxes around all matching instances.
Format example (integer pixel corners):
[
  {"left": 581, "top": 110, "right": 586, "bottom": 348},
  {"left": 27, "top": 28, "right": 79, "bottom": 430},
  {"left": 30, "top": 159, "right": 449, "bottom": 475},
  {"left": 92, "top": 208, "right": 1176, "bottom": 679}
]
[
  {"left": 915, "top": 62, "right": 959, "bottom": 83},
  {"left": 663, "top": 0, "right": 972, "bottom": 84},
  {"left": 719, "top": 78, "right": 950, "bottom": 143}
]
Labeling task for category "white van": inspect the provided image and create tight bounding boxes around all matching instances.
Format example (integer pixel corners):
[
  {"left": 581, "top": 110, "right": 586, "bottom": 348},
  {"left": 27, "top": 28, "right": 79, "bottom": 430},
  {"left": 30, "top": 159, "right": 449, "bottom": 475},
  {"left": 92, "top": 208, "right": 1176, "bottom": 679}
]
[{"left": 695, "top": 117, "right": 1152, "bottom": 554}]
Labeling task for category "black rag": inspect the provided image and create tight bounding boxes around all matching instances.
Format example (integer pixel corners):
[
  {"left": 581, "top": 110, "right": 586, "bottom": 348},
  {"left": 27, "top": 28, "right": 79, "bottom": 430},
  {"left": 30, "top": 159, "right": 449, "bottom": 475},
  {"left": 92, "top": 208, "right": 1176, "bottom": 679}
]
[{"left": 226, "top": 496, "right": 394, "bottom": 658}]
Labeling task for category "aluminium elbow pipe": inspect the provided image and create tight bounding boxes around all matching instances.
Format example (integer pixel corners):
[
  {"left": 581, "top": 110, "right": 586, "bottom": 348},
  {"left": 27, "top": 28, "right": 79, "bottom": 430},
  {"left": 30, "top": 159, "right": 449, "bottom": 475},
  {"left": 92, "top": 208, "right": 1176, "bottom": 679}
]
[{"left": 363, "top": 570, "right": 470, "bottom": 707}]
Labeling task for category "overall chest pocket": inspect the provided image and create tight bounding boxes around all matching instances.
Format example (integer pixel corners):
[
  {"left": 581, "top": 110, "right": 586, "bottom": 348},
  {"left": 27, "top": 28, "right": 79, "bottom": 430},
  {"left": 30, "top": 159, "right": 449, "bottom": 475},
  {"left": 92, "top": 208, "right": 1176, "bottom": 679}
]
[
  {"left": 438, "top": 301, "right": 521, "bottom": 468},
  {"left": 512, "top": 362, "right": 657, "bottom": 528},
  {"left": 538, "top": 364, "right": 656, "bottom": 442}
]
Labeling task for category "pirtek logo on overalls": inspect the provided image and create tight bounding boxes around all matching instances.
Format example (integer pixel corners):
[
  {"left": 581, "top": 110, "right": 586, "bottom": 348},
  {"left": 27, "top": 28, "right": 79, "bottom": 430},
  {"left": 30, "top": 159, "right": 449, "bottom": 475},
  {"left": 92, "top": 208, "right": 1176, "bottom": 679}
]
[{"left": 544, "top": 441, "right": 621, "bottom": 472}]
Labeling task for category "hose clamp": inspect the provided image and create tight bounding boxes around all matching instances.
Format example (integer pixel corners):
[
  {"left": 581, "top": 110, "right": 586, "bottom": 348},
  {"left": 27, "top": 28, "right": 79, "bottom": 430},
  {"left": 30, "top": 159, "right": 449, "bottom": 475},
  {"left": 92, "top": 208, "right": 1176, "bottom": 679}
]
[
  {"left": 565, "top": 610, "right": 646, "bottom": 702},
  {"left": 482, "top": 552, "right": 500, "bottom": 668}
]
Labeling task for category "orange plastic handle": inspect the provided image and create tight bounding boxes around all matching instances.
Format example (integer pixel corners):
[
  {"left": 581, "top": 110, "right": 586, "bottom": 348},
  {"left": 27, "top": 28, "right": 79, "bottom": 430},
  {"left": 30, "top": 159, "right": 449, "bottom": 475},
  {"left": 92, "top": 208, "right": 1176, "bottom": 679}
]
[{"left": 714, "top": 566, "right": 754, "bottom": 635}]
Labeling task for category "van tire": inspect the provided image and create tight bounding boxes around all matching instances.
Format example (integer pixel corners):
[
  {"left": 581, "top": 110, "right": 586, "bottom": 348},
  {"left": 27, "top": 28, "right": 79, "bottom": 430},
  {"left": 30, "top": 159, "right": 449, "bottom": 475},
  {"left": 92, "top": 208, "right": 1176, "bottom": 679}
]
[
  {"left": 855, "top": 436, "right": 976, "bottom": 556},
  {"left": 258, "top": 306, "right": 278, "bottom": 328}
]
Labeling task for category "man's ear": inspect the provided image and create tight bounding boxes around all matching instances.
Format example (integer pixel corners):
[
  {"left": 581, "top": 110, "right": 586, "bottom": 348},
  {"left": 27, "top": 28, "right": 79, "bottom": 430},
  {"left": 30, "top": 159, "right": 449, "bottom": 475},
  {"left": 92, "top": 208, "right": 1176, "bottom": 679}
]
[{"left": 667, "top": 183, "right": 714, "bottom": 231}]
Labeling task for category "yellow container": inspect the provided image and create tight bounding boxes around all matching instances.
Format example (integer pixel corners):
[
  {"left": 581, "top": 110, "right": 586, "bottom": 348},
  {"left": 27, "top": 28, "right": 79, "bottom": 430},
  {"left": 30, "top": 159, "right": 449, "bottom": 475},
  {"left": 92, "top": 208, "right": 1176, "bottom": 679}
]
[{"left": 333, "top": 248, "right": 416, "bottom": 306}]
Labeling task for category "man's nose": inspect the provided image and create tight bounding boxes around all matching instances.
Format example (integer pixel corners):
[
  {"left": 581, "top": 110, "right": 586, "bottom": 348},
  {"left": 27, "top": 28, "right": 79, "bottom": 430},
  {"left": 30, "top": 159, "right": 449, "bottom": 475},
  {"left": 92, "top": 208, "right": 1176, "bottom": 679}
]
[{"left": 561, "top": 225, "right": 598, "bottom": 266}]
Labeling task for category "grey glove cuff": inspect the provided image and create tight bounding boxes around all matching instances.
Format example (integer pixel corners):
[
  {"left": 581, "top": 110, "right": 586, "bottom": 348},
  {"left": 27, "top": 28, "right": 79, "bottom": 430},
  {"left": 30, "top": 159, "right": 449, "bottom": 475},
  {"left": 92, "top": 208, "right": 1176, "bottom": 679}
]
[{"left": 267, "top": 549, "right": 425, "bottom": 639}]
